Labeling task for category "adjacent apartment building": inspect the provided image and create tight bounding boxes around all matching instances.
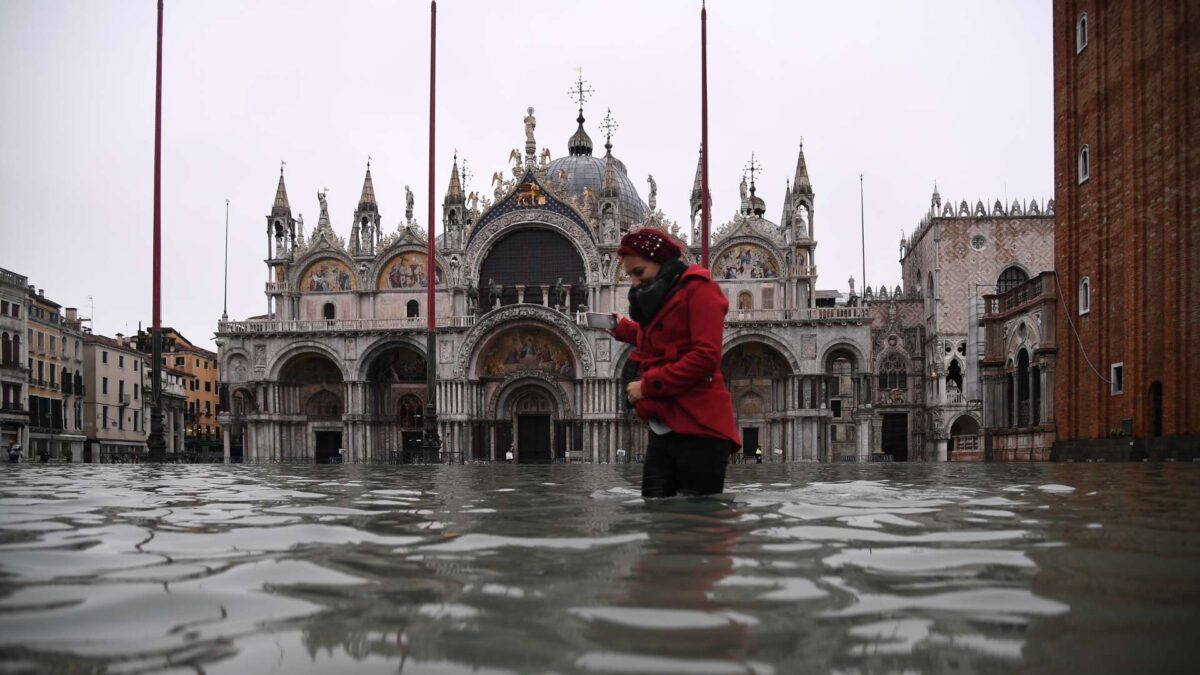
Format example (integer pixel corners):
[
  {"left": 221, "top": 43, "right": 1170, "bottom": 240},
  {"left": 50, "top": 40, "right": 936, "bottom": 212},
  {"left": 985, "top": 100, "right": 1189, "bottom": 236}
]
[
  {"left": 1052, "top": 1, "right": 1199, "bottom": 458},
  {"left": 82, "top": 334, "right": 148, "bottom": 461},
  {"left": 1, "top": 268, "right": 29, "bottom": 454},
  {"left": 25, "top": 287, "right": 87, "bottom": 461}
]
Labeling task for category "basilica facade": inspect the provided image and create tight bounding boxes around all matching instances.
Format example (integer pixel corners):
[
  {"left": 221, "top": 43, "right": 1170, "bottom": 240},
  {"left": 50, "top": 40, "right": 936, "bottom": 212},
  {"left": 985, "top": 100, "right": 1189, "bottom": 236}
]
[{"left": 215, "top": 107, "right": 879, "bottom": 463}]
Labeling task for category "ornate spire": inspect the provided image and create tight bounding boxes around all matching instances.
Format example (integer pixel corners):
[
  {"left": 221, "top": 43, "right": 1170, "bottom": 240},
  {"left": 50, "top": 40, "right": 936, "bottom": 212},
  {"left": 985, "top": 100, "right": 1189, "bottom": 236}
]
[
  {"left": 690, "top": 147, "right": 704, "bottom": 205},
  {"left": 446, "top": 152, "right": 465, "bottom": 203},
  {"left": 357, "top": 160, "right": 378, "bottom": 213},
  {"left": 792, "top": 140, "right": 812, "bottom": 193},
  {"left": 272, "top": 162, "right": 291, "bottom": 217},
  {"left": 602, "top": 151, "right": 618, "bottom": 198},
  {"left": 567, "top": 69, "right": 595, "bottom": 156}
]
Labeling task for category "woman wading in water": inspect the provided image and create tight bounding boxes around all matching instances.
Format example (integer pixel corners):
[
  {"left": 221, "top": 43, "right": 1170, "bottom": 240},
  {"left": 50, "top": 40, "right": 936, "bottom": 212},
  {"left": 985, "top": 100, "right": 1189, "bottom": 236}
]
[{"left": 612, "top": 229, "right": 741, "bottom": 497}]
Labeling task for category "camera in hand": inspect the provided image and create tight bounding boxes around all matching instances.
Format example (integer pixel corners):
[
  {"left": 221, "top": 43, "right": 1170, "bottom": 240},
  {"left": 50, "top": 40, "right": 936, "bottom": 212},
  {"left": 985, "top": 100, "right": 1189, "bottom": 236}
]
[{"left": 581, "top": 312, "right": 617, "bottom": 330}]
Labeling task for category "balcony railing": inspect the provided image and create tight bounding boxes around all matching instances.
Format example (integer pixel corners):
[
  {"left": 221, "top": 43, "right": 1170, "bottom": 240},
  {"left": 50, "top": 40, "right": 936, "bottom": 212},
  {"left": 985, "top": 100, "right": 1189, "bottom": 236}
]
[
  {"left": 119, "top": 394, "right": 132, "bottom": 407},
  {"left": 725, "top": 307, "right": 873, "bottom": 323},
  {"left": 985, "top": 275, "right": 1051, "bottom": 316},
  {"left": 1, "top": 402, "right": 25, "bottom": 413},
  {"left": 218, "top": 315, "right": 477, "bottom": 335},
  {"left": 218, "top": 304, "right": 873, "bottom": 335}
]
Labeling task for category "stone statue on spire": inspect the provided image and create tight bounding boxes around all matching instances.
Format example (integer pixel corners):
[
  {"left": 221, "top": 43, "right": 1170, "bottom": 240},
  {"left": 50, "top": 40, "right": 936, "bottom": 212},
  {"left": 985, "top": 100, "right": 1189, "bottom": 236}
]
[
  {"left": 647, "top": 175, "right": 657, "bottom": 211},
  {"left": 405, "top": 186, "right": 415, "bottom": 223},
  {"left": 524, "top": 107, "right": 537, "bottom": 145}
]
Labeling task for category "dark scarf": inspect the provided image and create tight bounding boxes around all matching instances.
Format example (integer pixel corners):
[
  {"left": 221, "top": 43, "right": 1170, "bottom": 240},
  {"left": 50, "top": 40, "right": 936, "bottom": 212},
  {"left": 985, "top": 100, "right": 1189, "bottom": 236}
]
[{"left": 628, "top": 257, "right": 689, "bottom": 327}]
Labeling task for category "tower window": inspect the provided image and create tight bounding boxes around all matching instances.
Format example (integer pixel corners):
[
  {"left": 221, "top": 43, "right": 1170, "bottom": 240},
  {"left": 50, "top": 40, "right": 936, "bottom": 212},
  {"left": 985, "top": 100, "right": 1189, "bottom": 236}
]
[
  {"left": 1110, "top": 363, "right": 1124, "bottom": 395},
  {"left": 1078, "top": 145, "right": 1090, "bottom": 183},
  {"left": 1076, "top": 13, "right": 1088, "bottom": 53},
  {"left": 1078, "top": 276, "right": 1091, "bottom": 315}
]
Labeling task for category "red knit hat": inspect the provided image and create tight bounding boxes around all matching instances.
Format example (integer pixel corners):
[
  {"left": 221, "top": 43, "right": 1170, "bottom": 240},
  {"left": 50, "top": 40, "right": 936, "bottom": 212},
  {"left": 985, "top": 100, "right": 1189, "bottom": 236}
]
[{"left": 617, "top": 229, "right": 683, "bottom": 263}]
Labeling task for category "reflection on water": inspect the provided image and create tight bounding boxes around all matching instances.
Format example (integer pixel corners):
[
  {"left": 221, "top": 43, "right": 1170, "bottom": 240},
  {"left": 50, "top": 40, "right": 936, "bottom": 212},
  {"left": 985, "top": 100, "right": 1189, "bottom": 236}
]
[{"left": 0, "top": 463, "right": 1197, "bottom": 674}]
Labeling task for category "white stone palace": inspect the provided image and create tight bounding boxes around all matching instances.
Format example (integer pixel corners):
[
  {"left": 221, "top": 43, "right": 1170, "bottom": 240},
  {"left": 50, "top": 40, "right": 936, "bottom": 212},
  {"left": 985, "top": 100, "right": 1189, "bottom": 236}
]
[{"left": 215, "top": 102, "right": 886, "bottom": 463}]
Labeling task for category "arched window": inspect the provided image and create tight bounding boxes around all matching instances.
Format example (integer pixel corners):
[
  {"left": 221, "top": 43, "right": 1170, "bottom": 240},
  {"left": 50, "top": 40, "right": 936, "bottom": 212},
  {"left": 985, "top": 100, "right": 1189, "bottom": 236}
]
[
  {"left": 1078, "top": 145, "right": 1090, "bottom": 183},
  {"left": 11, "top": 334, "right": 18, "bottom": 362},
  {"left": 1076, "top": 12, "right": 1088, "bottom": 53},
  {"left": 323, "top": 302, "right": 336, "bottom": 320},
  {"left": 61, "top": 367, "right": 70, "bottom": 393},
  {"left": 1016, "top": 349, "right": 1031, "bottom": 426},
  {"left": 397, "top": 394, "right": 423, "bottom": 428},
  {"left": 305, "top": 390, "right": 342, "bottom": 420},
  {"left": 406, "top": 300, "right": 420, "bottom": 318},
  {"left": 877, "top": 354, "right": 907, "bottom": 391},
  {"left": 997, "top": 266, "right": 1029, "bottom": 294},
  {"left": 925, "top": 272, "right": 935, "bottom": 317},
  {"left": 1, "top": 332, "right": 9, "bottom": 364},
  {"left": 1078, "top": 276, "right": 1091, "bottom": 314},
  {"left": 478, "top": 229, "right": 587, "bottom": 311},
  {"left": 737, "top": 292, "right": 754, "bottom": 311},
  {"left": 947, "top": 359, "right": 963, "bottom": 396}
]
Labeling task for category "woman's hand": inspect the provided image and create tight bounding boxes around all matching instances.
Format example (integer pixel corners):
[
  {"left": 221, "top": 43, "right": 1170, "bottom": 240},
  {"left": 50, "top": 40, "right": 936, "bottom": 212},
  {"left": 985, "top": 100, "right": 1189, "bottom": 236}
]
[
  {"left": 608, "top": 313, "right": 622, "bottom": 336},
  {"left": 626, "top": 380, "right": 644, "bottom": 404}
]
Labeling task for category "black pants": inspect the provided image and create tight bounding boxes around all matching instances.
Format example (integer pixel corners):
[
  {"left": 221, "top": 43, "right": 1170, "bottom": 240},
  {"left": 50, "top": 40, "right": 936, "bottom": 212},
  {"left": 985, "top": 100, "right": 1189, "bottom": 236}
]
[{"left": 641, "top": 431, "right": 731, "bottom": 498}]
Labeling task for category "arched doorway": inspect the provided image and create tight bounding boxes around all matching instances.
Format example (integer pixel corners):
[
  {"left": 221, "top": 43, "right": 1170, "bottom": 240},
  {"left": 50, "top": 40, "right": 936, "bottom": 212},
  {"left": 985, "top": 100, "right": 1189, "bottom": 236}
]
[
  {"left": 723, "top": 342, "right": 792, "bottom": 460},
  {"left": 824, "top": 347, "right": 862, "bottom": 461},
  {"left": 510, "top": 386, "right": 555, "bottom": 464},
  {"left": 476, "top": 324, "right": 577, "bottom": 462},
  {"left": 477, "top": 229, "right": 587, "bottom": 310},
  {"left": 278, "top": 352, "right": 345, "bottom": 463},
  {"left": 363, "top": 345, "right": 426, "bottom": 462},
  {"left": 949, "top": 414, "right": 981, "bottom": 461}
]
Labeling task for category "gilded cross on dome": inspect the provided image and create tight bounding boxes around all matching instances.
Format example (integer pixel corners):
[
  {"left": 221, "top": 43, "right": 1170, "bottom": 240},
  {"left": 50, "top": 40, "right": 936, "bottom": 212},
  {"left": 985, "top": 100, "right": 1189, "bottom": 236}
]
[
  {"left": 743, "top": 153, "right": 763, "bottom": 189},
  {"left": 599, "top": 108, "right": 618, "bottom": 144},
  {"left": 568, "top": 68, "right": 594, "bottom": 113}
]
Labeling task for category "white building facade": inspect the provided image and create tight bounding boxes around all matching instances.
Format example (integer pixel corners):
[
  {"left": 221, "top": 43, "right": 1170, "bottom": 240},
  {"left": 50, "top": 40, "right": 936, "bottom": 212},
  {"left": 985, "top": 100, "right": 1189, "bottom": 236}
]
[{"left": 217, "top": 107, "right": 881, "bottom": 463}]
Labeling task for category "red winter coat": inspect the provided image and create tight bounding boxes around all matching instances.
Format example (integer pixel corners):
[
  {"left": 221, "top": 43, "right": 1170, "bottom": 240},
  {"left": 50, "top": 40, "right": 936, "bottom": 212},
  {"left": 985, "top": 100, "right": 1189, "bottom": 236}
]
[{"left": 614, "top": 264, "right": 741, "bottom": 451}]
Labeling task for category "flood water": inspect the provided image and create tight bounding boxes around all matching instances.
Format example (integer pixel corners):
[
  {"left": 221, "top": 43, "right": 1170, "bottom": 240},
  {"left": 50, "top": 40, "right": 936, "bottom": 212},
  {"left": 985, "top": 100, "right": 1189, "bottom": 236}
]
[{"left": 0, "top": 463, "right": 1197, "bottom": 674}]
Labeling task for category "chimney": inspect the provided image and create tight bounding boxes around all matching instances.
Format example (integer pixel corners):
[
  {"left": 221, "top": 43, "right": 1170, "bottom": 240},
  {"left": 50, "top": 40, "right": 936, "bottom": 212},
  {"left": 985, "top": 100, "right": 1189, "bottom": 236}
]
[
  {"left": 65, "top": 308, "right": 77, "bottom": 322},
  {"left": 38, "top": 288, "right": 44, "bottom": 297}
]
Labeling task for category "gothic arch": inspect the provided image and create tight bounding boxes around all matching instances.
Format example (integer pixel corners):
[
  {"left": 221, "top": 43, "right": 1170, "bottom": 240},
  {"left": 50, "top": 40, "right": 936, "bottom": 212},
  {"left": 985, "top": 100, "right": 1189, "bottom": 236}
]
[
  {"left": 488, "top": 372, "right": 573, "bottom": 419},
  {"left": 873, "top": 346, "right": 914, "bottom": 373},
  {"left": 463, "top": 211, "right": 601, "bottom": 287},
  {"left": 456, "top": 304, "right": 595, "bottom": 379},
  {"left": 267, "top": 341, "right": 349, "bottom": 382},
  {"left": 1004, "top": 317, "right": 1043, "bottom": 358}
]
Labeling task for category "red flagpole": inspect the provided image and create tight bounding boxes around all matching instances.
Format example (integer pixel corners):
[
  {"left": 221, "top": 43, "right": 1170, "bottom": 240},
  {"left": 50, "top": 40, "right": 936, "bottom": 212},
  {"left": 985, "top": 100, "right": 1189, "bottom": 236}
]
[
  {"left": 427, "top": 0, "right": 437, "bottom": 332},
  {"left": 153, "top": 0, "right": 163, "bottom": 333},
  {"left": 700, "top": 1, "right": 710, "bottom": 268},
  {"left": 147, "top": 0, "right": 167, "bottom": 461},
  {"left": 422, "top": 0, "right": 442, "bottom": 459}
]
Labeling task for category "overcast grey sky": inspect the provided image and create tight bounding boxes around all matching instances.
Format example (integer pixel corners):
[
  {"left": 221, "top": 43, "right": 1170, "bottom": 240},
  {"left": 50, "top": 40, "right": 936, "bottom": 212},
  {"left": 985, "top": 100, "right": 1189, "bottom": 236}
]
[{"left": 0, "top": 0, "right": 1052, "bottom": 350}]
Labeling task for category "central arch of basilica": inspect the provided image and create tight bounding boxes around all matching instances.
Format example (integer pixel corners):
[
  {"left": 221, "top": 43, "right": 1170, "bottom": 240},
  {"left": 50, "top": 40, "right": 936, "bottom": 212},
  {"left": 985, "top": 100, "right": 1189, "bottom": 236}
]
[{"left": 216, "top": 101, "right": 881, "bottom": 463}]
